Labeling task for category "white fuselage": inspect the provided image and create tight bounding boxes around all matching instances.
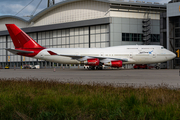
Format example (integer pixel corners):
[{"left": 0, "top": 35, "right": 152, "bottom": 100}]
[{"left": 34, "top": 45, "right": 176, "bottom": 65}]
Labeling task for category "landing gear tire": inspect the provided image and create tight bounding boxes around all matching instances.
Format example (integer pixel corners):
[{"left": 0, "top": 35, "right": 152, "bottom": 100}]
[
  {"left": 88, "top": 66, "right": 95, "bottom": 70},
  {"left": 97, "top": 66, "right": 103, "bottom": 70},
  {"left": 155, "top": 66, "right": 160, "bottom": 70}
]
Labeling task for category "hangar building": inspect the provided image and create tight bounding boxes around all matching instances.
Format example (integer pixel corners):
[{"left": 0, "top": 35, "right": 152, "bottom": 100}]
[
  {"left": 0, "top": 0, "right": 166, "bottom": 69},
  {"left": 160, "top": 0, "right": 180, "bottom": 69}
]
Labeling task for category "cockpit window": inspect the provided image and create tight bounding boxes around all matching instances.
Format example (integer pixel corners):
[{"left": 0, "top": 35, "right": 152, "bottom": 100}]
[{"left": 161, "top": 47, "right": 164, "bottom": 49}]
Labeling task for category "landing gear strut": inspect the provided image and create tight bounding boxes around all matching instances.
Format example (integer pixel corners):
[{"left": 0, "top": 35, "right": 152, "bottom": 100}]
[
  {"left": 155, "top": 66, "right": 160, "bottom": 69},
  {"left": 155, "top": 63, "right": 161, "bottom": 70}
]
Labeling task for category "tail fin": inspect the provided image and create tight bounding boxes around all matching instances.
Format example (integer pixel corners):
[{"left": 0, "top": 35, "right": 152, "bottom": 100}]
[{"left": 6, "top": 24, "right": 44, "bottom": 49}]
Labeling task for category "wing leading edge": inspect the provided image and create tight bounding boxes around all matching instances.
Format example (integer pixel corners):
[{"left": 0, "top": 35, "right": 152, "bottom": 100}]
[{"left": 47, "top": 50, "right": 129, "bottom": 62}]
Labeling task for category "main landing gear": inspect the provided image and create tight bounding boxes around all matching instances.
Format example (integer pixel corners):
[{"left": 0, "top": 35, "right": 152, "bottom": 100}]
[{"left": 87, "top": 66, "right": 103, "bottom": 70}]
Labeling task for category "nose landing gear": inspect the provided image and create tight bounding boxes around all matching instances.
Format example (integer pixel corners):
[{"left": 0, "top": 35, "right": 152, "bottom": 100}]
[{"left": 155, "top": 63, "right": 161, "bottom": 70}]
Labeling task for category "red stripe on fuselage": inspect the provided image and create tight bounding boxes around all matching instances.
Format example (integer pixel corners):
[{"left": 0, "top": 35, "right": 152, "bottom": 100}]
[{"left": 47, "top": 51, "right": 58, "bottom": 55}]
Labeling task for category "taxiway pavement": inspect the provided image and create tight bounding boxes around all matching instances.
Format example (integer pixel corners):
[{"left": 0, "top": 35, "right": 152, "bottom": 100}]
[{"left": 0, "top": 68, "right": 179, "bottom": 88}]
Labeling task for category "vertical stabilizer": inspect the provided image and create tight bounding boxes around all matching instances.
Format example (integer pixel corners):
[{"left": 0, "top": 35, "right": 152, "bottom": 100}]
[{"left": 6, "top": 24, "right": 44, "bottom": 49}]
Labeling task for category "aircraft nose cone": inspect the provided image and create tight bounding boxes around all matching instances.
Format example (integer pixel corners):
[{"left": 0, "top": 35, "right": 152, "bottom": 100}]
[
  {"left": 173, "top": 53, "right": 176, "bottom": 58},
  {"left": 170, "top": 51, "right": 176, "bottom": 59}
]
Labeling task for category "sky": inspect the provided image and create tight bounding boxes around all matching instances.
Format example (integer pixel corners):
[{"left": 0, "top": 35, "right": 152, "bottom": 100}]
[{"left": 0, "top": 0, "right": 170, "bottom": 18}]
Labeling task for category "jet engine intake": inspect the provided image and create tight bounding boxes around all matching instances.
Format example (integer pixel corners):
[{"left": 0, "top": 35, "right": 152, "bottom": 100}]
[
  {"left": 104, "top": 60, "right": 123, "bottom": 68},
  {"left": 84, "top": 58, "right": 100, "bottom": 66}
]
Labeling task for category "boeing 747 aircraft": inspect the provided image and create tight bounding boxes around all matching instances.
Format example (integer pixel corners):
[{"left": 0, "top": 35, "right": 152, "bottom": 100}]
[{"left": 5, "top": 24, "right": 176, "bottom": 70}]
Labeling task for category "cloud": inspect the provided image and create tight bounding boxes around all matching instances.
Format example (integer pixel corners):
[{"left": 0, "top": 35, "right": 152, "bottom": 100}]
[
  {"left": 0, "top": 0, "right": 46, "bottom": 16},
  {"left": 159, "top": 0, "right": 170, "bottom": 3},
  {"left": 0, "top": 3, "right": 24, "bottom": 15}
]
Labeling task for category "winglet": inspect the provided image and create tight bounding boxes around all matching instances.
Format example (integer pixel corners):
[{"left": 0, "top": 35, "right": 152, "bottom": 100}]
[{"left": 47, "top": 51, "right": 58, "bottom": 55}]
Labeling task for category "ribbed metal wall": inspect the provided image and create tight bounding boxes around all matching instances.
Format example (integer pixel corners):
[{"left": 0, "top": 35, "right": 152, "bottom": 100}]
[{"left": 34, "top": 0, "right": 109, "bottom": 26}]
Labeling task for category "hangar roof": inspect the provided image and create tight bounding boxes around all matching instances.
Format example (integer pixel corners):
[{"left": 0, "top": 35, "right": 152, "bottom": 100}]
[
  {"left": 0, "top": 0, "right": 166, "bottom": 23},
  {"left": 0, "top": 15, "right": 28, "bottom": 22}
]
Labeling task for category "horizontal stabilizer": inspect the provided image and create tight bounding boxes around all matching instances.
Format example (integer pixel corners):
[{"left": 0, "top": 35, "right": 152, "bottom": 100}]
[{"left": 6, "top": 48, "right": 34, "bottom": 55}]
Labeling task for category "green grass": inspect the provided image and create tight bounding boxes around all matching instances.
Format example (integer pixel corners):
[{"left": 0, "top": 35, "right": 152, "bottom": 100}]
[{"left": 0, "top": 78, "right": 180, "bottom": 120}]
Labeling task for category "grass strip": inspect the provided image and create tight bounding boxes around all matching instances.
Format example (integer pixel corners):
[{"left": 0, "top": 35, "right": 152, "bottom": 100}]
[{"left": 0, "top": 78, "right": 180, "bottom": 120}]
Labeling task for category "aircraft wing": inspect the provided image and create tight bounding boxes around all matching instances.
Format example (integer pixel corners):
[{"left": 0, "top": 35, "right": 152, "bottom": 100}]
[
  {"left": 47, "top": 51, "right": 128, "bottom": 62},
  {"left": 59, "top": 54, "right": 128, "bottom": 62},
  {"left": 6, "top": 48, "right": 34, "bottom": 55}
]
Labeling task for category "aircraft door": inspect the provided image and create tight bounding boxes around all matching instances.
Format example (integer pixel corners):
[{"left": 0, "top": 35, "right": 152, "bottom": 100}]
[
  {"left": 129, "top": 53, "right": 133, "bottom": 58},
  {"left": 152, "top": 53, "right": 156, "bottom": 58},
  {"left": 40, "top": 52, "right": 44, "bottom": 59},
  {"left": 100, "top": 52, "right": 104, "bottom": 57},
  {"left": 76, "top": 52, "right": 79, "bottom": 56},
  {"left": 138, "top": 46, "right": 142, "bottom": 52}
]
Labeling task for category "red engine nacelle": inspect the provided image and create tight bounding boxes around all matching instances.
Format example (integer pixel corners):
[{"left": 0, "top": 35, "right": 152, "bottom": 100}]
[
  {"left": 111, "top": 60, "right": 123, "bottom": 67},
  {"left": 104, "top": 60, "right": 123, "bottom": 68},
  {"left": 84, "top": 58, "right": 100, "bottom": 66}
]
